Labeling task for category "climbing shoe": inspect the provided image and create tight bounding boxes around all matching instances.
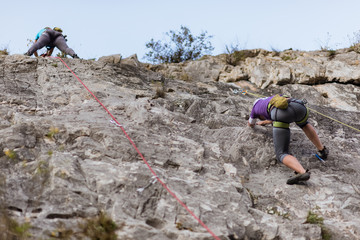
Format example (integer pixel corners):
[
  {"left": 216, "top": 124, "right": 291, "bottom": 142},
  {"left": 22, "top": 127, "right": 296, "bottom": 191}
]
[
  {"left": 72, "top": 54, "right": 79, "bottom": 59},
  {"left": 286, "top": 170, "right": 311, "bottom": 185},
  {"left": 316, "top": 146, "right": 328, "bottom": 161}
]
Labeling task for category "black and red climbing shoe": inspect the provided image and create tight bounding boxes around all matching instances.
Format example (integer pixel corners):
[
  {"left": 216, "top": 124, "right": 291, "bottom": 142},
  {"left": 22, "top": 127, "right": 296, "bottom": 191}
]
[{"left": 286, "top": 170, "right": 311, "bottom": 185}]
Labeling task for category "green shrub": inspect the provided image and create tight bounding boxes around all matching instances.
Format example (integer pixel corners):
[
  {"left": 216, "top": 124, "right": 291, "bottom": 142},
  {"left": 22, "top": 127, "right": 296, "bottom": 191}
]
[
  {"left": 0, "top": 48, "right": 9, "bottom": 56},
  {"left": 281, "top": 55, "right": 292, "bottom": 61},
  {"left": 80, "top": 211, "right": 120, "bottom": 240},
  {"left": 328, "top": 50, "right": 337, "bottom": 59},
  {"left": 305, "top": 211, "right": 324, "bottom": 225},
  {"left": 305, "top": 211, "right": 331, "bottom": 240},
  {"left": 3, "top": 148, "right": 17, "bottom": 160},
  {"left": 145, "top": 25, "right": 214, "bottom": 64},
  {"left": 46, "top": 126, "right": 59, "bottom": 140},
  {"left": 226, "top": 49, "right": 260, "bottom": 66},
  {"left": 57, "top": 51, "right": 68, "bottom": 58},
  {"left": 0, "top": 214, "right": 32, "bottom": 240}
]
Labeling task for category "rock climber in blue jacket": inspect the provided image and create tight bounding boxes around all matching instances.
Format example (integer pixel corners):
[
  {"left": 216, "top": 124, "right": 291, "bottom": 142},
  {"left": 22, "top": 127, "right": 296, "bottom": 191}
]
[{"left": 25, "top": 27, "right": 79, "bottom": 58}]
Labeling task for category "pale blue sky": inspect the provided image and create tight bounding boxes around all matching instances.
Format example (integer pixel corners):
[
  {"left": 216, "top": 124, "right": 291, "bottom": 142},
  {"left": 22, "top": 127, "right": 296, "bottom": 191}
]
[{"left": 2, "top": 0, "right": 360, "bottom": 61}]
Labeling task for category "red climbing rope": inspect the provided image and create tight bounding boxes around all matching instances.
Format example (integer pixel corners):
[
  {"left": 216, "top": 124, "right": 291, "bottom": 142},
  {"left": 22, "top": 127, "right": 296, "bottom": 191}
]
[{"left": 52, "top": 57, "right": 221, "bottom": 240}]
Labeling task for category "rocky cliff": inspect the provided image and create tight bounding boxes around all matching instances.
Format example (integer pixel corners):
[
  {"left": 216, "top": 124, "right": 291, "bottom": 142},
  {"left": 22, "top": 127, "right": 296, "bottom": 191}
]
[{"left": 0, "top": 51, "right": 359, "bottom": 240}]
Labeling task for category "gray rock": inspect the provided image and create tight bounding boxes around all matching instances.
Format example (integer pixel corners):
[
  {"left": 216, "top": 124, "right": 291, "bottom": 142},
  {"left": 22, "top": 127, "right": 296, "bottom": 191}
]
[
  {"left": 98, "top": 54, "right": 122, "bottom": 64},
  {"left": 154, "top": 48, "right": 360, "bottom": 89},
  {"left": 0, "top": 53, "right": 359, "bottom": 239}
]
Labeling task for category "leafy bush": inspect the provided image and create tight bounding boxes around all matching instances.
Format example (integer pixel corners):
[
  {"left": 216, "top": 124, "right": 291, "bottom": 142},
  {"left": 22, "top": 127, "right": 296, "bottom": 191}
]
[{"left": 145, "top": 25, "right": 214, "bottom": 64}]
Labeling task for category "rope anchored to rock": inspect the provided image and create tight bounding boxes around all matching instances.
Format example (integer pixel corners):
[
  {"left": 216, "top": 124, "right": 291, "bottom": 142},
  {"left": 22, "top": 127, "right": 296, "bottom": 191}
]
[{"left": 52, "top": 57, "right": 221, "bottom": 240}]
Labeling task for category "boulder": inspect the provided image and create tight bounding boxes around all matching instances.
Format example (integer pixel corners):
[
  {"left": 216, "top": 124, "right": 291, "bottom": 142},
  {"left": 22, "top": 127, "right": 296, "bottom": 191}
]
[{"left": 98, "top": 54, "right": 122, "bottom": 64}]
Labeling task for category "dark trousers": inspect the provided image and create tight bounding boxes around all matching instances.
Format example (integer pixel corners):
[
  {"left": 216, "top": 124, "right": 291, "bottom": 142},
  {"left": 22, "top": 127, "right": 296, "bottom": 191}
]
[
  {"left": 27, "top": 29, "right": 76, "bottom": 57},
  {"left": 271, "top": 101, "right": 308, "bottom": 162}
]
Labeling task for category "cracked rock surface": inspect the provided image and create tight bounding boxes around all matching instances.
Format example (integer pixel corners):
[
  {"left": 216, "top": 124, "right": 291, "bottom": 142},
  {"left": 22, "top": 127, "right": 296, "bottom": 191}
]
[{"left": 0, "top": 53, "right": 359, "bottom": 239}]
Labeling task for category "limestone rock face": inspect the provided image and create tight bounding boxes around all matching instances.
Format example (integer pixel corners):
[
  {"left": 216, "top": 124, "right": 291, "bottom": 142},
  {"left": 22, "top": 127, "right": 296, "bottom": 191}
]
[
  {"left": 154, "top": 48, "right": 360, "bottom": 89},
  {"left": 98, "top": 54, "right": 122, "bottom": 64},
  {"left": 0, "top": 53, "right": 360, "bottom": 240}
]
